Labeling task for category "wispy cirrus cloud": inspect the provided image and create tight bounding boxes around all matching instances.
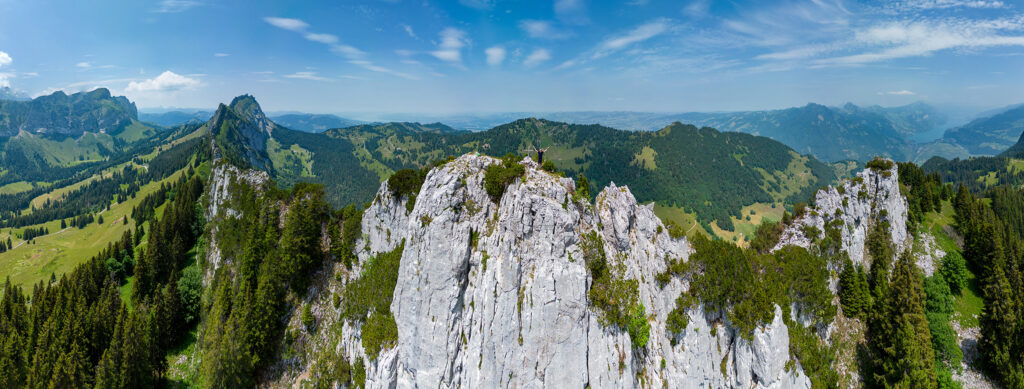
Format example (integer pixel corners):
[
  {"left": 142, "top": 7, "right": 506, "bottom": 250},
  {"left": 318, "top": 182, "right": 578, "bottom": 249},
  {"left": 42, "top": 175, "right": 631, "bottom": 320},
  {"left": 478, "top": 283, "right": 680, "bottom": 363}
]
[
  {"left": 523, "top": 48, "right": 552, "bottom": 67},
  {"left": 519, "top": 20, "right": 571, "bottom": 39},
  {"left": 284, "top": 71, "right": 329, "bottom": 81},
  {"left": 304, "top": 33, "right": 339, "bottom": 44},
  {"left": 264, "top": 17, "right": 309, "bottom": 31},
  {"left": 813, "top": 16, "right": 1024, "bottom": 66},
  {"left": 348, "top": 60, "right": 419, "bottom": 80},
  {"left": 402, "top": 24, "right": 418, "bottom": 40},
  {"left": 265, "top": 16, "right": 415, "bottom": 79},
  {"left": 595, "top": 18, "right": 671, "bottom": 57},
  {"left": 894, "top": 0, "right": 1007, "bottom": 10},
  {"left": 880, "top": 90, "right": 916, "bottom": 95},
  {"left": 155, "top": 0, "right": 203, "bottom": 13},
  {"left": 458, "top": 0, "right": 495, "bottom": 10},
  {"left": 557, "top": 18, "right": 673, "bottom": 70}
]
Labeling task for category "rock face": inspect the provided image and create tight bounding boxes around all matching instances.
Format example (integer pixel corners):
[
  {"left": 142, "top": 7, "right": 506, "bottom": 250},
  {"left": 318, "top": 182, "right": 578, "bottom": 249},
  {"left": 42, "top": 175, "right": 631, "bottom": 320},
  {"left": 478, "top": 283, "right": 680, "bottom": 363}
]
[
  {"left": 203, "top": 163, "right": 269, "bottom": 284},
  {"left": 774, "top": 161, "right": 909, "bottom": 268},
  {"left": 343, "top": 154, "right": 811, "bottom": 388}
]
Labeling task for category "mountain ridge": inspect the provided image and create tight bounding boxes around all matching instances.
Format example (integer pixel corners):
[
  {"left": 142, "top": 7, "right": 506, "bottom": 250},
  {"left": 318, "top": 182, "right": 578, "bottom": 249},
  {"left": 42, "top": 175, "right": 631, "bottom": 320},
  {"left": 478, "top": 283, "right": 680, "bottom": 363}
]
[{"left": 0, "top": 88, "right": 137, "bottom": 137}]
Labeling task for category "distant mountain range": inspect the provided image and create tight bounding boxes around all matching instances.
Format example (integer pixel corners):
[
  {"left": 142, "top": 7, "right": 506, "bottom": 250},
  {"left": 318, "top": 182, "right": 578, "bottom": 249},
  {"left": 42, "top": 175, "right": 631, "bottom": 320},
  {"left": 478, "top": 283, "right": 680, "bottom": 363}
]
[
  {"left": 9, "top": 88, "right": 1024, "bottom": 169},
  {"left": 364, "top": 102, "right": 953, "bottom": 162},
  {"left": 0, "top": 88, "right": 137, "bottom": 137},
  {"left": 270, "top": 113, "right": 364, "bottom": 133},
  {"left": 140, "top": 109, "right": 367, "bottom": 133},
  {"left": 940, "top": 104, "right": 1024, "bottom": 155},
  {"left": 139, "top": 110, "right": 213, "bottom": 126}
]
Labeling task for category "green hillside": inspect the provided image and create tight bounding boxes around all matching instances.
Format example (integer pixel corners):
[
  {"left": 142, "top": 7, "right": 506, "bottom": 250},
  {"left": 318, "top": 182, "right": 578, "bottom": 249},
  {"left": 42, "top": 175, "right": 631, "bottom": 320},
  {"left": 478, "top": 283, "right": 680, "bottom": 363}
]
[{"left": 261, "top": 113, "right": 837, "bottom": 232}]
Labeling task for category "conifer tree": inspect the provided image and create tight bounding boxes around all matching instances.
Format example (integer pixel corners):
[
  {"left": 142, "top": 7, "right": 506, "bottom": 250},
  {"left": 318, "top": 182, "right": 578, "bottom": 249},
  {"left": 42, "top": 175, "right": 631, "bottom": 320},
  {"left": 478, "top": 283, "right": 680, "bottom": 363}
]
[{"left": 872, "top": 250, "right": 937, "bottom": 388}]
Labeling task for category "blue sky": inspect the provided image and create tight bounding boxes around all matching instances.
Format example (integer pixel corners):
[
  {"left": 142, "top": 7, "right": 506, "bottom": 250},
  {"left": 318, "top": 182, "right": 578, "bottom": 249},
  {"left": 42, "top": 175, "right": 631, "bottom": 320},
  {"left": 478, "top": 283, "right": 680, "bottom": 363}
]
[{"left": 0, "top": 0, "right": 1022, "bottom": 114}]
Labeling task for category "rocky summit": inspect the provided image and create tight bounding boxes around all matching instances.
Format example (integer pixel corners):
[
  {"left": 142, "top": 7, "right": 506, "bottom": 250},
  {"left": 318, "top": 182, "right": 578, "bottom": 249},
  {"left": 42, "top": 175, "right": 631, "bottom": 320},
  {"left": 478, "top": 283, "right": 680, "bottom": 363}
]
[{"left": 246, "top": 153, "right": 812, "bottom": 388}]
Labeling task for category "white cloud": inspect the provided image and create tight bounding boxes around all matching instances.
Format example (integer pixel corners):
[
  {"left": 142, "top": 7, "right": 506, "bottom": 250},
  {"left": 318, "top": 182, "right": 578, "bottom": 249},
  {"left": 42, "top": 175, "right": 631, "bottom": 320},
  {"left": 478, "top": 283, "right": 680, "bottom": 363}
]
[
  {"left": 519, "top": 20, "right": 570, "bottom": 39},
  {"left": 265, "top": 17, "right": 420, "bottom": 80},
  {"left": 880, "top": 90, "right": 916, "bottom": 95},
  {"left": 348, "top": 60, "right": 419, "bottom": 80},
  {"left": 0, "top": 51, "right": 10, "bottom": 87},
  {"left": 599, "top": 19, "right": 671, "bottom": 52},
  {"left": 485, "top": 46, "right": 507, "bottom": 66},
  {"left": 305, "top": 33, "right": 339, "bottom": 44},
  {"left": 284, "top": 71, "right": 329, "bottom": 81},
  {"left": 431, "top": 28, "right": 469, "bottom": 64},
  {"left": 76, "top": 62, "right": 92, "bottom": 68},
  {"left": 755, "top": 44, "right": 836, "bottom": 60},
  {"left": 897, "top": 0, "right": 1006, "bottom": 10},
  {"left": 402, "top": 24, "right": 418, "bottom": 40},
  {"left": 815, "top": 17, "right": 1024, "bottom": 66},
  {"left": 331, "top": 44, "right": 366, "bottom": 59},
  {"left": 458, "top": 0, "right": 495, "bottom": 10},
  {"left": 523, "top": 48, "right": 552, "bottom": 67},
  {"left": 156, "top": 0, "right": 203, "bottom": 13},
  {"left": 214, "top": 53, "right": 230, "bottom": 57},
  {"left": 264, "top": 17, "right": 309, "bottom": 32},
  {"left": 125, "top": 71, "right": 200, "bottom": 93}
]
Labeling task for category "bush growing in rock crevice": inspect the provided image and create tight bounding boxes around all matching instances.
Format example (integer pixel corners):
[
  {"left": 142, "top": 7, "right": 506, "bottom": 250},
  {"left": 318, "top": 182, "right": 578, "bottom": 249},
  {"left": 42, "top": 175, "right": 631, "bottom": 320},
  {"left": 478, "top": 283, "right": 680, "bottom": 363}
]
[
  {"left": 341, "top": 241, "right": 405, "bottom": 359},
  {"left": 580, "top": 231, "right": 650, "bottom": 349},
  {"left": 484, "top": 154, "right": 526, "bottom": 203}
]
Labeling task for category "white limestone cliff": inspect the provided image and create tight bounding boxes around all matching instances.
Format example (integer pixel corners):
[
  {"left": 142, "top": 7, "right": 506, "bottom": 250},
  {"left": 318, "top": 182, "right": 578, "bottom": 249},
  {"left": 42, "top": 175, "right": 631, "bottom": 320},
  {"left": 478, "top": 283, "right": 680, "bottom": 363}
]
[
  {"left": 337, "top": 154, "right": 813, "bottom": 388},
  {"left": 773, "top": 161, "right": 909, "bottom": 268}
]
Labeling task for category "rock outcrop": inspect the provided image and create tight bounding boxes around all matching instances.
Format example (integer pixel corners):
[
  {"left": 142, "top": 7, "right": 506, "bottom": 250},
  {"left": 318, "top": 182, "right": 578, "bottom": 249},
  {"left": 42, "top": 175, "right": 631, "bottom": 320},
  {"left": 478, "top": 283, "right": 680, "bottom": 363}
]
[
  {"left": 327, "top": 154, "right": 814, "bottom": 388},
  {"left": 203, "top": 163, "right": 269, "bottom": 284},
  {"left": 773, "top": 161, "right": 909, "bottom": 268}
]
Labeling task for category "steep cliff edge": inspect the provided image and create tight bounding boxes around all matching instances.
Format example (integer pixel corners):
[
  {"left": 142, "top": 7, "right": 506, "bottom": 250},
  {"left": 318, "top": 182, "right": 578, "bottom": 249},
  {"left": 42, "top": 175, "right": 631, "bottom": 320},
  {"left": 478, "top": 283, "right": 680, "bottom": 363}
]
[
  {"left": 772, "top": 159, "right": 944, "bottom": 276},
  {"left": 773, "top": 161, "right": 909, "bottom": 267},
  {"left": 263, "top": 153, "right": 814, "bottom": 388}
]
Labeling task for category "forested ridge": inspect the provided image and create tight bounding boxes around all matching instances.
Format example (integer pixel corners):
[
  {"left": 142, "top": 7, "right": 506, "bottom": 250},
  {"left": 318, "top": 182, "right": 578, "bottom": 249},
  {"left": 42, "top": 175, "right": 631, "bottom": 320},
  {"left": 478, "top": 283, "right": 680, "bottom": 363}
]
[
  {"left": 0, "top": 150, "right": 208, "bottom": 387},
  {"left": 273, "top": 118, "right": 835, "bottom": 231}
]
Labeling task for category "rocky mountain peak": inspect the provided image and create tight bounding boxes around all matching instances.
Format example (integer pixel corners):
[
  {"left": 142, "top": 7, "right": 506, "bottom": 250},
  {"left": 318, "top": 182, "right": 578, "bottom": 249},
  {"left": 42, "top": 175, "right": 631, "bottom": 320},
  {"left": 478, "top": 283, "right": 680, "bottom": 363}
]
[
  {"left": 207, "top": 95, "right": 276, "bottom": 171},
  {"left": 270, "top": 152, "right": 814, "bottom": 388},
  {"left": 771, "top": 158, "right": 932, "bottom": 272},
  {"left": 228, "top": 94, "right": 274, "bottom": 134}
]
